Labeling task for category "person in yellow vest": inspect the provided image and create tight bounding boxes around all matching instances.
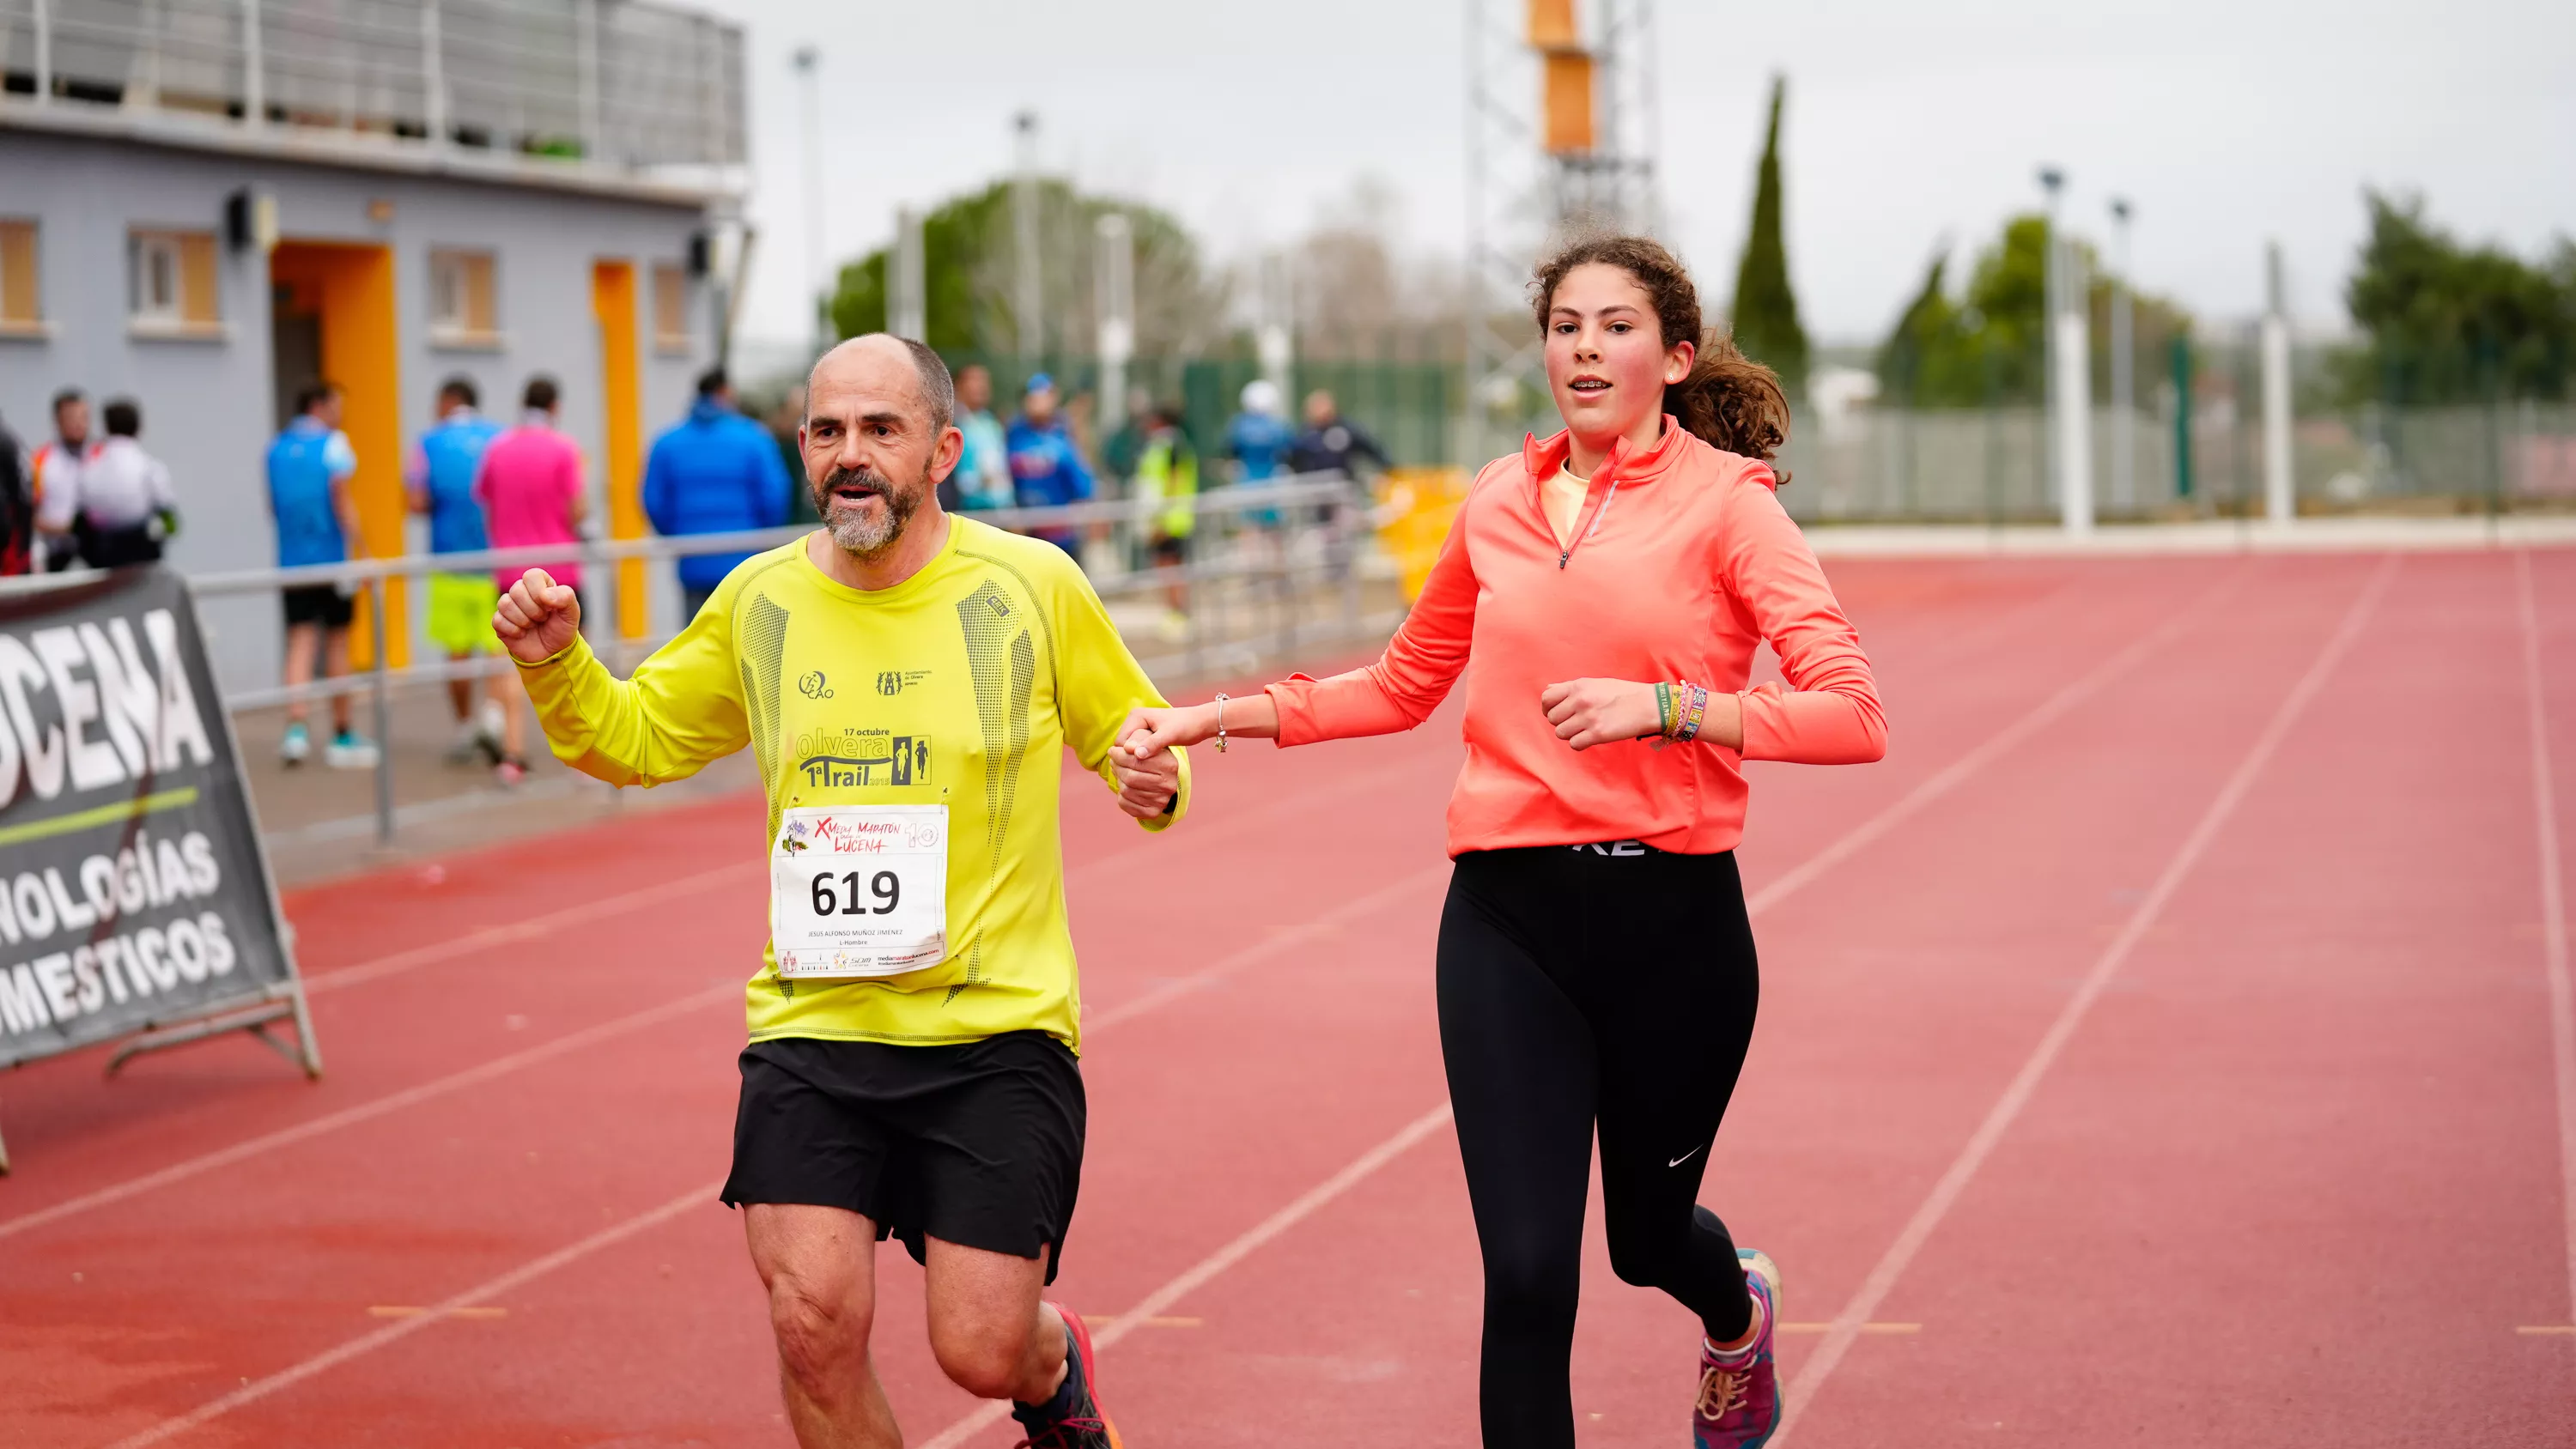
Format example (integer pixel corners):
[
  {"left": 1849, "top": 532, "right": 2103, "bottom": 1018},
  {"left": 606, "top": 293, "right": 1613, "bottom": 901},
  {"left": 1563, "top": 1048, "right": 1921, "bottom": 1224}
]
[{"left": 1127, "top": 403, "right": 1198, "bottom": 640}]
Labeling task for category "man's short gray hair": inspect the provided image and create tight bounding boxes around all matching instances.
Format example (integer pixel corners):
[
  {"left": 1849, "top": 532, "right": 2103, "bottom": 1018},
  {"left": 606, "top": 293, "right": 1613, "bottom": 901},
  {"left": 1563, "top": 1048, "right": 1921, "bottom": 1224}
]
[
  {"left": 805, "top": 334, "right": 956, "bottom": 433},
  {"left": 896, "top": 336, "right": 955, "bottom": 433}
]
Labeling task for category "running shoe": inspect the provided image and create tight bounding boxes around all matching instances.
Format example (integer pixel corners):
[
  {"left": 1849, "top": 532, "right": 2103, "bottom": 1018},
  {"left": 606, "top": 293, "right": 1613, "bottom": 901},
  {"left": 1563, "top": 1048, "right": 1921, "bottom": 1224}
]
[
  {"left": 279, "top": 721, "right": 311, "bottom": 767},
  {"left": 1693, "top": 1249, "right": 1781, "bottom": 1449},
  {"left": 1008, "top": 1303, "right": 1121, "bottom": 1448},
  {"left": 495, "top": 755, "right": 528, "bottom": 789},
  {"left": 444, "top": 718, "right": 487, "bottom": 765},
  {"left": 324, "top": 731, "right": 380, "bottom": 770}
]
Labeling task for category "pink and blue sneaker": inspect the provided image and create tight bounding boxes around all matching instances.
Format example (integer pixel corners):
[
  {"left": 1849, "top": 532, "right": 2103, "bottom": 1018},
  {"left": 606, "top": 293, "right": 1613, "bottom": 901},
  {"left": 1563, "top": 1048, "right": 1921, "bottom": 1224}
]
[{"left": 1693, "top": 1249, "right": 1781, "bottom": 1448}]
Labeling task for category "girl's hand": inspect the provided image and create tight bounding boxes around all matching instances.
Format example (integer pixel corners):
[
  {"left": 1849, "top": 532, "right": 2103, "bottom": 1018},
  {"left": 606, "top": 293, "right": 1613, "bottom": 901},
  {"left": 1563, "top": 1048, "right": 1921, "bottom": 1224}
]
[
  {"left": 1115, "top": 703, "right": 1219, "bottom": 761},
  {"left": 1540, "top": 678, "right": 1662, "bottom": 750}
]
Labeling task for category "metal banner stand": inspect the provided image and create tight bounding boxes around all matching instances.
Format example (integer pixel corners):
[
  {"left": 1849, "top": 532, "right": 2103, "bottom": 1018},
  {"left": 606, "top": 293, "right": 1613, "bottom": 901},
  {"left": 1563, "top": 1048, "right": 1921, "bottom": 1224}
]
[{"left": 0, "top": 571, "right": 323, "bottom": 1175}]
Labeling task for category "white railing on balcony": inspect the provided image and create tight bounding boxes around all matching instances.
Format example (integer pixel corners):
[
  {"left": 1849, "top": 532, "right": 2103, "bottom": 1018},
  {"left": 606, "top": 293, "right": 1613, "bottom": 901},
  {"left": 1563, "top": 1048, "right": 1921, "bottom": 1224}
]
[{"left": 0, "top": 0, "right": 744, "bottom": 173}]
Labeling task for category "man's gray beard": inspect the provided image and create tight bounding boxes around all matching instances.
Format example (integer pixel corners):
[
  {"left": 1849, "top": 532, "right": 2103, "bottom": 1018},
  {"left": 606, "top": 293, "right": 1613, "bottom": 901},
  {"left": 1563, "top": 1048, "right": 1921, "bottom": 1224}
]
[{"left": 817, "top": 466, "right": 923, "bottom": 558}]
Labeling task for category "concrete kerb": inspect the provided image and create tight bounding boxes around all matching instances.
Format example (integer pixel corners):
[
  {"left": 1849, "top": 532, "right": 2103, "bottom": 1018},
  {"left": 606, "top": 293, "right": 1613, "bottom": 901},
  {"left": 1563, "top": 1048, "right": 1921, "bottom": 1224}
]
[{"left": 1801, "top": 514, "right": 2576, "bottom": 558}]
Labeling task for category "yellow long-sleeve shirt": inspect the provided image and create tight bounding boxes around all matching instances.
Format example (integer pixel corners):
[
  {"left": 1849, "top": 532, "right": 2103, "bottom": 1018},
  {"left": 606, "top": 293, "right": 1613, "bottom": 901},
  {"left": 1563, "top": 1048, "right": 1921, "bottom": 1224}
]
[{"left": 518, "top": 518, "right": 1188, "bottom": 1051}]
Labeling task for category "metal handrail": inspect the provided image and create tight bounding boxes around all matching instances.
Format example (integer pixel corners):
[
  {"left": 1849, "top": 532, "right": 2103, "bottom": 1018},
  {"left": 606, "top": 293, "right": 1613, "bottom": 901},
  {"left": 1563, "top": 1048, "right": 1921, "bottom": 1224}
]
[
  {"left": 183, "top": 474, "right": 1361, "bottom": 597},
  {"left": 176, "top": 474, "right": 1370, "bottom": 847}
]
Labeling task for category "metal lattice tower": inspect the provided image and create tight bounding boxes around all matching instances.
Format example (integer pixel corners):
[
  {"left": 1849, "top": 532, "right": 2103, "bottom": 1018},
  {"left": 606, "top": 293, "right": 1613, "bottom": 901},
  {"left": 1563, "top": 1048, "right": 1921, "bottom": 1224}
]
[{"left": 1463, "top": 0, "right": 1661, "bottom": 464}]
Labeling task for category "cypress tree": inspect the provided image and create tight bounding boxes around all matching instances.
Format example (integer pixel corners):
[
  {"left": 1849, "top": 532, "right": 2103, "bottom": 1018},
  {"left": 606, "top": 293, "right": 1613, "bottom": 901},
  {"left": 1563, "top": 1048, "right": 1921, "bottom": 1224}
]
[{"left": 1730, "top": 75, "right": 1810, "bottom": 397}]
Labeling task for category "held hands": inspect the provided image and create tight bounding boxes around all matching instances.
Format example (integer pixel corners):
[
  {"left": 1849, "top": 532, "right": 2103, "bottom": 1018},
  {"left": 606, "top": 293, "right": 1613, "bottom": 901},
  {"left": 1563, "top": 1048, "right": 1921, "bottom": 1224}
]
[
  {"left": 1107, "top": 729, "right": 1183, "bottom": 819},
  {"left": 1540, "top": 678, "right": 1662, "bottom": 751},
  {"left": 492, "top": 567, "right": 583, "bottom": 664},
  {"left": 1113, "top": 703, "right": 1217, "bottom": 763}
]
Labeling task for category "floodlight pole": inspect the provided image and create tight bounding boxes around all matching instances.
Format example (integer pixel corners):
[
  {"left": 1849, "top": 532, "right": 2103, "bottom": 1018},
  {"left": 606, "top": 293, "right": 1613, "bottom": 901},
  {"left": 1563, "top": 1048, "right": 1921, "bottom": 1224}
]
[
  {"left": 2038, "top": 167, "right": 2091, "bottom": 534},
  {"left": 1013, "top": 112, "right": 1042, "bottom": 366},
  {"left": 1258, "top": 251, "right": 1294, "bottom": 409},
  {"left": 2261, "top": 239, "right": 2294, "bottom": 525},
  {"left": 2109, "top": 197, "right": 2135, "bottom": 514},
  {"left": 793, "top": 45, "right": 825, "bottom": 350},
  {"left": 890, "top": 206, "right": 925, "bottom": 342},
  {"left": 1095, "top": 213, "right": 1134, "bottom": 443}
]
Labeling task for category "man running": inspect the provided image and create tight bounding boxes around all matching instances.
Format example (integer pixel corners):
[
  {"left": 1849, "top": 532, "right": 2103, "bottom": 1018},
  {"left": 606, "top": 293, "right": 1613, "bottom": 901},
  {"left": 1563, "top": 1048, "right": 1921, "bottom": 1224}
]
[{"left": 495, "top": 334, "right": 1186, "bottom": 1449}]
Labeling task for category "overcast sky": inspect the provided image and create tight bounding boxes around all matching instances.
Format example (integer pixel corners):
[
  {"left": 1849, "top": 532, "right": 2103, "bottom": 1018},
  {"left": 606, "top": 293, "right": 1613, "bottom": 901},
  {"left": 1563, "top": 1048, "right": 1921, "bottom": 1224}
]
[{"left": 696, "top": 0, "right": 2573, "bottom": 349}]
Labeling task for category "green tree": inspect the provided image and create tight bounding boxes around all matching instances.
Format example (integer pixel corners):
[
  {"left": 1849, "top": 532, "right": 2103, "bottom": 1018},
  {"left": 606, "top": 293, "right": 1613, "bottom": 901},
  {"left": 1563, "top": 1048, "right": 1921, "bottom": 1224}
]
[
  {"left": 1728, "top": 75, "right": 1808, "bottom": 397},
  {"left": 1876, "top": 214, "right": 2186, "bottom": 408},
  {"left": 2342, "top": 190, "right": 2574, "bottom": 403},
  {"left": 828, "top": 180, "right": 1219, "bottom": 363}
]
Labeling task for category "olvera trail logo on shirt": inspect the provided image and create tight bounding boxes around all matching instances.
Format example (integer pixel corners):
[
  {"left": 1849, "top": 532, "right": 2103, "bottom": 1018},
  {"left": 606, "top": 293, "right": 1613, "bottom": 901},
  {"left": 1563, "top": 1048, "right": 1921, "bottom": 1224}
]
[
  {"left": 875, "top": 670, "right": 930, "bottom": 697},
  {"left": 793, "top": 728, "right": 933, "bottom": 788}
]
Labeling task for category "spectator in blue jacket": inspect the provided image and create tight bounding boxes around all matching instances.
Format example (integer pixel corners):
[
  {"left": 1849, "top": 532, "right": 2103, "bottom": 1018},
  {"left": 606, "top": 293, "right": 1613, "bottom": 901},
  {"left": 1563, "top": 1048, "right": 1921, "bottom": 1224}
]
[
  {"left": 1224, "top": 378, "right": 1296, "bottom": 531},
  {"left": 1005, "top": 373, "right": 1094, "bottom": 559},
  {"left": 643, "top": 367, "right": 795, "bottom": 618}
]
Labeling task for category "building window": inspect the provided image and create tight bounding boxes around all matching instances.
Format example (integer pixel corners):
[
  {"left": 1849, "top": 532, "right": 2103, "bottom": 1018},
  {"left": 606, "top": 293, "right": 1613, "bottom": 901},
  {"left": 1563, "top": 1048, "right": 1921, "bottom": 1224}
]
[
  {"left": 127, "top": 229, "right": 220, "bottom": 334},
  {"left": 428, "top": 249, "right": 499, "bottom": 345},
  {"left": 652, "top": 264, "right": 692, "bottom": 354},
  {"left": 0, "top": 220, "right": 39, "bottom": 333}
]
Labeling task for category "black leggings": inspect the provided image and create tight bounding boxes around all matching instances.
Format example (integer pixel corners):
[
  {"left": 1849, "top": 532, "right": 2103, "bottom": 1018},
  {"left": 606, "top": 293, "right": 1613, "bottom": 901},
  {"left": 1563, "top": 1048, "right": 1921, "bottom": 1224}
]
[{"left": 1438, "top": 845, "right": 1761, "bottom": 1449}]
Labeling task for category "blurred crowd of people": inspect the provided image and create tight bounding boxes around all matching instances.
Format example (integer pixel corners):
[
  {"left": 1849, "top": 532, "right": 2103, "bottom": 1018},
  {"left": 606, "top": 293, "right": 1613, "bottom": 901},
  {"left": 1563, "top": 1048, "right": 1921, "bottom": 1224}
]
[
  {"left": 0, "top": 359, "right": 1393, "bottom": 786},
  {"left": 0, "top": 388, "right": 184, "bottom": 579}
]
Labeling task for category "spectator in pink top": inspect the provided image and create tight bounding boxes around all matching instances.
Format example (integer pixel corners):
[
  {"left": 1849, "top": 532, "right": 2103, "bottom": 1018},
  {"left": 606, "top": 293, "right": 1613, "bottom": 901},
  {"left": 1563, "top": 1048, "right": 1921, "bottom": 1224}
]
[
  {"left": 475, "top": 374, "right": 591, "bottom": 786},
  {"left": 477, "top": 374, "right": 590, "bottom": 597}
]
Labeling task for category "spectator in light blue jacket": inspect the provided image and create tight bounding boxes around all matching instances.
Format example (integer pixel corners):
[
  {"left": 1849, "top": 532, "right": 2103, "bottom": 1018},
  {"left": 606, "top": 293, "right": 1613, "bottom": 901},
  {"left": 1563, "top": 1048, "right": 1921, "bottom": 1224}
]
[
  {"left": 1005, "top": 373, "right": 1094, "bottom": 560},
  {"left": 643, "top": 367, "right": 795, "bottom": 619}
]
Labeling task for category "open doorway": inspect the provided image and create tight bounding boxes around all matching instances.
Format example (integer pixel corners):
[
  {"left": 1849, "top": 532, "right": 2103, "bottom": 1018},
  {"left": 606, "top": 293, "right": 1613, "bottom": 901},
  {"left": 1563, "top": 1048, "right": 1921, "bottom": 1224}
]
[
  {"left": 267, "top": 241, "right": 404, "bottom": 665},
  {"left": 269, "top": 284, "right": 322, "bottom": 433}
]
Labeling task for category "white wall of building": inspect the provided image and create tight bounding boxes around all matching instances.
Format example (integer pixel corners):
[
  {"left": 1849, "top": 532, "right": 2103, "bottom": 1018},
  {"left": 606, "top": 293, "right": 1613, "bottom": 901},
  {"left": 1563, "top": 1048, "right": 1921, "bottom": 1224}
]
[{"left": 0, "top": 129, "right": 717, "bottom": 693}]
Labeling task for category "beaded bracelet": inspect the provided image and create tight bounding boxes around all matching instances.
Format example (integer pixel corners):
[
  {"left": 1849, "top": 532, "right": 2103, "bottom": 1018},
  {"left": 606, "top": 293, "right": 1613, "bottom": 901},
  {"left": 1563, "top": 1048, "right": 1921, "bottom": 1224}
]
[{"left": 1676, "top": 682, "right": 1709, "bottom": 743}]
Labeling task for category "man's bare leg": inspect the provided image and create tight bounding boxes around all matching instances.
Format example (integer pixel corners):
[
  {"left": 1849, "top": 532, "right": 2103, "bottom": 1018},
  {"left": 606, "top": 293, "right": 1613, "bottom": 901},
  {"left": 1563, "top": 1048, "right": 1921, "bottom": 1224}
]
[
  {"left": 323, "top": 624, "right": 354, "bottom": 736},
  {"left": 922, "top": 1236, "right": 1067, "bottom": 1405},
  {"left": 281, "top": 621, "right": 319, "bottom": 728},
  {"left": 745, "top": 1203, "right": 900, "bottom": 1449}
]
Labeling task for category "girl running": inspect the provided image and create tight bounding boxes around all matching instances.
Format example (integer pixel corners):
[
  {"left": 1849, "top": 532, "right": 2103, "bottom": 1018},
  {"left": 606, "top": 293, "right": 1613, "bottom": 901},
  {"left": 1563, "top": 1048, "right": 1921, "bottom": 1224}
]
[{"left": 1114, "top": 235, "right": 1886, "bottom": 1448}]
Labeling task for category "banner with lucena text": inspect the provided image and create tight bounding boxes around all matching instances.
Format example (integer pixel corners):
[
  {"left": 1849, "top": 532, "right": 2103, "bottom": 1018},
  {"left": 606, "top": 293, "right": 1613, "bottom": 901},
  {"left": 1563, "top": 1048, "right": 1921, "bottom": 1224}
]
[{"left": 0, "top": 567, "right": 302, "bottom": 1069}]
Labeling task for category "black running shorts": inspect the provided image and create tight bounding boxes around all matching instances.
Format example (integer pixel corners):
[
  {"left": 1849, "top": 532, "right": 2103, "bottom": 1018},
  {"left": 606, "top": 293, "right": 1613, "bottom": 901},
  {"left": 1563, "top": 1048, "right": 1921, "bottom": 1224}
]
[
  {"left": 281, "top": 583, "right": 355, "bottom": 630},
  {"left": 721, "top": 1032, "right": 1086, "bottom": 1282}
]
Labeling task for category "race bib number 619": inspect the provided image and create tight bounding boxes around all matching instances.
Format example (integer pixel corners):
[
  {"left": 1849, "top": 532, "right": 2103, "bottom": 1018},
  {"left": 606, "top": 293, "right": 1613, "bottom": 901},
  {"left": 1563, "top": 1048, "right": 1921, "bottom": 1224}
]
[{"left": 771, "top": 805, "right": 948, "bottom": 978}]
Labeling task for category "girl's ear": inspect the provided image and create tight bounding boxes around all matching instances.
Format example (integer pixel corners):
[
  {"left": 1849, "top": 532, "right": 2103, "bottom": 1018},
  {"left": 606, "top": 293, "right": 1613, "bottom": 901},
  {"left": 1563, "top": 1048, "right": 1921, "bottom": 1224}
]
[{"left": 1664, "top": 339, "right": 1696, "bottom": 387}]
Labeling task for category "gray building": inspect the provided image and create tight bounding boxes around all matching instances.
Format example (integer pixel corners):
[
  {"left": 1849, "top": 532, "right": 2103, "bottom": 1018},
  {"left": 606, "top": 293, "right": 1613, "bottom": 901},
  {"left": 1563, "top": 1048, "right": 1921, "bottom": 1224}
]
[{"left": 0, "top": 0, "right": 750, "bottom": 689}]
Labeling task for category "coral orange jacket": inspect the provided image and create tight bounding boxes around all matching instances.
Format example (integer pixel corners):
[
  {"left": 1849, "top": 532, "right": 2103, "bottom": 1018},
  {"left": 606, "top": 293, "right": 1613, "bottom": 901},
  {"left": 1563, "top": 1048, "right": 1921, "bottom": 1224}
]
[{"left": 1267, "top": 419, "right": 1886, "bottom": 857}]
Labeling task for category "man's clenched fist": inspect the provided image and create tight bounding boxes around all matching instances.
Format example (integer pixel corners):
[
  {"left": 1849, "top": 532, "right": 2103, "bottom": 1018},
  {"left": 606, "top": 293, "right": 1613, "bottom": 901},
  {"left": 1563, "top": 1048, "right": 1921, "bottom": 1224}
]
[{"left": 493, "top": 567, "right": 581, "bottom": 664}]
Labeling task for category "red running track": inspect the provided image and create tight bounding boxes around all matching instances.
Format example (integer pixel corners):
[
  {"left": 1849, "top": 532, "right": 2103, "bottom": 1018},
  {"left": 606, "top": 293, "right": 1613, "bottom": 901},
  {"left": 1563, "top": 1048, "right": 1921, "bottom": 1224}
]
[{"left": 3, "top": 549, "right": 2573, "bottom": 1448}]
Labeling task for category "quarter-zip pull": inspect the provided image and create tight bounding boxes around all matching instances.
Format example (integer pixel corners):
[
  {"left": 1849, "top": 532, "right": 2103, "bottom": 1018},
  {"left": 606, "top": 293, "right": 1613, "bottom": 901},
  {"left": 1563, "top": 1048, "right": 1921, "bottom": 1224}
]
[
  {"left": 1560, "top": 479, "right": 1620, "bottom": 569},
  {"left": 1556, "top": 440, "right": 1631, "bottom": 569}
]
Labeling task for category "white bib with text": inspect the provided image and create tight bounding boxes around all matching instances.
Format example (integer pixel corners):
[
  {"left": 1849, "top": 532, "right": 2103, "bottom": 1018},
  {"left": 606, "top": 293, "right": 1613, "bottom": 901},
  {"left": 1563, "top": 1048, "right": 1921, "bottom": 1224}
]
[{"left": 770, "top": 805, "right": 949, "bottom": 978}]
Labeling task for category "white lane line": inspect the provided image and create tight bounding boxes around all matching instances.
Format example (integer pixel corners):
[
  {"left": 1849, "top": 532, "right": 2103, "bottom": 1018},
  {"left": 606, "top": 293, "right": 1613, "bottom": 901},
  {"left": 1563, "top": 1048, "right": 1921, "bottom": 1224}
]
[
  {"left": 1746, "top": 556, "right": 2252, "bottom": 916},
  {"left": 1770, "top": 552, "right": 2399, "bottom": 1446},
  {"left": 1084, "top": 866, "right": 1450, "bottom": 1034},
  {"left": 0, "top": 985, "right": 735, "bottom": 1243},
  {"left": 915, "top": 1100, "right": 1460, "bottom": 1449},
  {"left": 303, "top": 864, "right": 761, "bottom": 995},
  {"left": 41, "top": 561, "right": 2263, "bottom": 1431},
  {"left": 902, "top": 569, "right": 2262, "bottom": 1448},
  {"left": 60, "top": 883, "right": 1475, "bottom": 1443},
  {"left": 0, "top": 799, "right": 1455, "bottom": 1244},
  {"left": 299, "top": 746, "right": 1437, "bottom": 999},
  {"left": 2516, "top": 549, "right": 2576, "bottom": 1332},
  {"left": 0, "top": 753, "right": 1453, "bottom": 1232},
  {"left": 99, "top": 1178, "right": 726, "bottom": 1449}
]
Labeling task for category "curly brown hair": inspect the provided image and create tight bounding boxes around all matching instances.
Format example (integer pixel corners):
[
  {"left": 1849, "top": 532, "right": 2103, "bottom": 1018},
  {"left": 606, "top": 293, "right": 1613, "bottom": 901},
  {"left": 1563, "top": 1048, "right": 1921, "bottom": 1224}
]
[{"left": 1531, "top": 234, "right": 1791, "bottom": 479}]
